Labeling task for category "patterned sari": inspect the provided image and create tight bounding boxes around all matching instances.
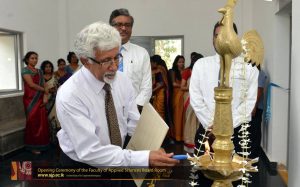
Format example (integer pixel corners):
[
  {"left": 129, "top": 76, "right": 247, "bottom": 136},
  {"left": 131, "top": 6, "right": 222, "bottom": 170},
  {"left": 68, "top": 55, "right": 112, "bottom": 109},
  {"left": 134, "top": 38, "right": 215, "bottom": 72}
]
[
  {"left": 45, "top": 75, "right": 59, "bottom": 144},
  {"left": 22, "top": 67, "right": 49, "bottom": 150},
  {"left": 54, "top": 70, "right": 71, "bottom": 86}
]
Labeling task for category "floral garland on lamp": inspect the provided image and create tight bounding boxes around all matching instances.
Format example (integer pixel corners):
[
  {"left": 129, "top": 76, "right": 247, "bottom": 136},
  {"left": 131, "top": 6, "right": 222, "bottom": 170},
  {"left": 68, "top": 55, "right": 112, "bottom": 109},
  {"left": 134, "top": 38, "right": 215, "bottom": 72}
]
[
  {"left": 188, "top": 58, "right": 255, "bottom": 187},
  {"left": 188, "top": 113, "right": 214, "bottom": 186},
  {"left": 188, "top": 128, "right": 212, "bottom": 186},
  {"left": 236, "top": 58, "right": 252, "bottom": 187}
]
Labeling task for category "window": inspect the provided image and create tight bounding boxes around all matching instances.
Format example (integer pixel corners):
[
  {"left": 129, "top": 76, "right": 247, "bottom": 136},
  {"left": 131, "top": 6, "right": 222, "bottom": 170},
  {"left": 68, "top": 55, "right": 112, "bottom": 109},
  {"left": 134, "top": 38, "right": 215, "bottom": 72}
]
[
  {"left": 154, "top": 37, "right": 183, "bottom": 69},
  {"left": 130, "top": 35, "right": 184, "bottom": 69},
  {"left": 0, "top": 29, "right": 23, "bottom": 95}
]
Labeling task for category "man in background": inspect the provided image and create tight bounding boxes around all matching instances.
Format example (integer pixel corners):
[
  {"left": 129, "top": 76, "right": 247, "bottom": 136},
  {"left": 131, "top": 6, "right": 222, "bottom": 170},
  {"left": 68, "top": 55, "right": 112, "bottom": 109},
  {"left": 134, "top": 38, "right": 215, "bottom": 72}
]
[
  {"left": 249, "top": 66, "right": 267, "bottom": 158},
  {"left": 189, "top": 22, "right": 259, "bottom": 156},
  {"left": 109, "top": 8, "right": 152, "bottom": 113}
]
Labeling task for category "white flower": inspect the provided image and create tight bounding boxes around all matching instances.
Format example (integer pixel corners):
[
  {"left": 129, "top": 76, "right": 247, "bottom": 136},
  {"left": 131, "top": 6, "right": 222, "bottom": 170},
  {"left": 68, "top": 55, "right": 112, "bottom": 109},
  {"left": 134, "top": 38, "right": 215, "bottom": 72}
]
[
  {"left": 193, "top": 154, "right": 200, "bottom": 159},
  {"left": 189, "top": 181, "right": 199, "bottom": 186},
  {"left": 189, "top": 173, "right": 199, "bottom": 180},
  {"left": 190, "top": 161, "right": 196, "bottom": 166},
  {"left": 190, "top": 167, "right": 197, "bottom": 173},
  {"left": 237, "top": 151, "right": 251, "bottom": 157},
  {"left": 239, "top": 167, "right": 247, "bottom": 173}
]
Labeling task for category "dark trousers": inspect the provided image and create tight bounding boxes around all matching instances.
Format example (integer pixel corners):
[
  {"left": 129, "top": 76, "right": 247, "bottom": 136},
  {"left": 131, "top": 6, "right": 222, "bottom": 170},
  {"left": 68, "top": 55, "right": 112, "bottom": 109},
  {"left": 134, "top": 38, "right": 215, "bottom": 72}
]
[
  {"left": 56, "top": 151, "right": 136, "bottom": 187},
  {"left": 249, "top": 108, "right": 263, "bottom": 158}
]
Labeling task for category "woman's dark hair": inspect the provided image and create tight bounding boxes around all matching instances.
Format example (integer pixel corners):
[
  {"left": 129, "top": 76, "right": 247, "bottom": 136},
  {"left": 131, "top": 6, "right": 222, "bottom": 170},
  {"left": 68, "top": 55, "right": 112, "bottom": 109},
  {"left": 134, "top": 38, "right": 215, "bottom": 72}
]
[
  {"left": 189, "top": 53, "right": 204, "bottom": 69},
  {"left": 57, "top": 58, "right": 66, "bottom": 66},
  {"left": 40, "top": 60, "right": 54, "bottom": 74},
  {"left": 150, "top": 55, "right": 168, "bottom": 71},
  {"left": 171, "top": 55, "right": 185, "bottom": 81},
  {"left": 67, "top": 52, "right": 77, "bottom": 63},
  {"left": 150, "top": 55, "right": 160, "bottom": 64},
  {"left": 23, "top": 51, "right": 38, "bottom": 65}
]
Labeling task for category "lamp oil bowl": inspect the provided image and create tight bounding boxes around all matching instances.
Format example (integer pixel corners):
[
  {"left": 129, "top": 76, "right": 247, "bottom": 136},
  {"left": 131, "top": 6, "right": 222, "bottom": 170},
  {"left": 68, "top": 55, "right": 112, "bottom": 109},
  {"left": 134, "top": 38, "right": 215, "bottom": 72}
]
[{"left": 189, "top": 153, "right": 258, "bottom": 187}]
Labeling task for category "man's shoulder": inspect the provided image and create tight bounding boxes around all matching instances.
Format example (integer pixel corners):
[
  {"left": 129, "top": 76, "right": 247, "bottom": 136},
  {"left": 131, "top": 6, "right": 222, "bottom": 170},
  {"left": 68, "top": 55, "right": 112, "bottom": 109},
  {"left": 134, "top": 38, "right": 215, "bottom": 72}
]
[
  {"left": 205, "top": 54, "right": 219, "bottom": 60},
  {"left": 194, "top": 55, "right": 218, "bottom": 68},
  {"left": 127, "top": 42, "right": 148, "bottom": 54},
  {"left": 56, "top": 73, "right": 82, "bottom": 102}
]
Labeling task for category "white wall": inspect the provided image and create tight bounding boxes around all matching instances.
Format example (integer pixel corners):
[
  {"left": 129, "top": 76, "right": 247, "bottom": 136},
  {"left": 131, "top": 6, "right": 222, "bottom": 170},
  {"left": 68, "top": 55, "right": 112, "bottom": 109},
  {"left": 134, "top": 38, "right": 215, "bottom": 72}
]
[
  {"left": 64, "top": 0, "right": 252, "bottom": 62},
  {"left": 0, "top": 0, "right": 60, "bottom": 68},
  {"left": 1, "top": 0, "right": 253, "bottom": 68},
  {"left": 289, "top": 0, "right": 300, "bottom": 185},
  {"left": 251, "top": 0, "right": 290, "bottom": 166}
]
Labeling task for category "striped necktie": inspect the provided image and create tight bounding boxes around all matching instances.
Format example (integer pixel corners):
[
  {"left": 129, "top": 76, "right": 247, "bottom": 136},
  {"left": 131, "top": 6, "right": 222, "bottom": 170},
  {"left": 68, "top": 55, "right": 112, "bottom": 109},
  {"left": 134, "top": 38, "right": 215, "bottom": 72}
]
[
  {"left": 103, "top": 83, "right": 122, "bottom": 146},
  {"left": 118, "top": 46, "right": 124, "bottom": 72}
]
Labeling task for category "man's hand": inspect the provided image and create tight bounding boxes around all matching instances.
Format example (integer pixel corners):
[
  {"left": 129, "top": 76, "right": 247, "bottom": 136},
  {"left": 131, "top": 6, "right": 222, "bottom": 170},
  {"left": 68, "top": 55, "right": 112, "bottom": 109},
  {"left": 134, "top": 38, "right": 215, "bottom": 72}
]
[
  {"left": 40, "top": 94, "right": 48, "bottom": 107},
  {"left": 149, "top": 150, "right": 179, "bottom": 167},
  {"left": 206, "top": 125, "right": 215, "bottom": 147},
  {"left": 207, "top": 125, "right": 214, "bottom": 139}
]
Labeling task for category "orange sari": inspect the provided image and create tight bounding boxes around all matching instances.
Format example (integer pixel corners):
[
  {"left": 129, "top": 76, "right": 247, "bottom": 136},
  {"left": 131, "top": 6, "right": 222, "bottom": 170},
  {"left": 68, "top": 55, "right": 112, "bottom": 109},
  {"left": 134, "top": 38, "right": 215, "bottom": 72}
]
[
  {"left": 151, "top": 66, "right": 168, "bottom": 120},
  {"left": 172, "top": 79, "right": 185, "bottom": 141}
]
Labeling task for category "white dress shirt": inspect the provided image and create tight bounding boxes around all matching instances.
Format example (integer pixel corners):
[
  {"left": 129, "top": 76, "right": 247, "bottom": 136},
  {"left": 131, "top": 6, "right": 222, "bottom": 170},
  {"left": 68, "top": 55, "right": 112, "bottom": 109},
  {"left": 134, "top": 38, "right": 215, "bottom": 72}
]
[
  {"left": 56, "top": 66, "right": 149, "bottom": 167},
  {"left": 121, "top": 41, "right": 152, "bottom": 106},
  {"left": 189, "top": 54, "right": 258, "bottom": 129}
]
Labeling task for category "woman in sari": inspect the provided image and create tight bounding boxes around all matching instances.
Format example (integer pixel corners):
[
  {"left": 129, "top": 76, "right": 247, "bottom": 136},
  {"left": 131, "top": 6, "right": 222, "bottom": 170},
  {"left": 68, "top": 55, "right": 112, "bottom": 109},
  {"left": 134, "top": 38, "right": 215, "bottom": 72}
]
[
  {"left": 41, "top": 60, "right": 59, "bottom": 144},
  {"left": 54, "top": 58, "right": 71, "bottom": 87},
  {"left": 150, "top": 55, "right": 169, "bottom": 120},
  {"left": 41, "top": 60, "right": 57, "bottom": 113},
  {"left": 169, "top": 55, "right": 185, "bottom": 142},
  {"left": 181, "top": 53, "right": 203, "bottom": 152},
  {"left": 22, "top": 51, "right": 50, "bottom": 154},
  {"left": 65, "top": 52, "right": 81, "bottom": 75}
]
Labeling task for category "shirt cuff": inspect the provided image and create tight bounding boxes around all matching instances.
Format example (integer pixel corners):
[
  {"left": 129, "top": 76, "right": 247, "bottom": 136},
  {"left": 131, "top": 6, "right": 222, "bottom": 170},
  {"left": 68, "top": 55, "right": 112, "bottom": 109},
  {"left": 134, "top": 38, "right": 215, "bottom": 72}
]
[{"left": 130, "top": 150, "right": 150, "bottom": 167}]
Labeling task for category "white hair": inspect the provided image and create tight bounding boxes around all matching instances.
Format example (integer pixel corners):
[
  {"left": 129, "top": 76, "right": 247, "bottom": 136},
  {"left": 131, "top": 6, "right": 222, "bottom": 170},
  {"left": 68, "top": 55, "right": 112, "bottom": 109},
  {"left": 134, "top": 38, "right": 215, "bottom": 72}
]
[{"left": 74, "top": 21, "right": 121, "bottom": 59}]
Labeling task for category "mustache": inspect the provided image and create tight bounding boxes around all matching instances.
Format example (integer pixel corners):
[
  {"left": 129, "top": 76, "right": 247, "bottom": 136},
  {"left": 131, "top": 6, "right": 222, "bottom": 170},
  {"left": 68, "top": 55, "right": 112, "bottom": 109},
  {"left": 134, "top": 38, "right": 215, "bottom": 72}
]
[
  {"left": 120, "top": 31, "right": 128, "bottom": 34},
  {"left": 104, "top": 72, "right": 116, "bottom": 77}
]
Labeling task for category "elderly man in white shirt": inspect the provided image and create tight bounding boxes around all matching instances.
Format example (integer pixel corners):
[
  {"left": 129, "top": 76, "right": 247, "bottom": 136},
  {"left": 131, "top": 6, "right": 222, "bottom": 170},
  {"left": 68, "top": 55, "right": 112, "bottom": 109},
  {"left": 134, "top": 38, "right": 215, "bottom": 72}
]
[
  {"left": 189, "top": 22, "right": 258, "bottom": 157},
  {"left": 56, "top": 21, "right": 178, "bottom": 187},
  {"left": 109, "top": 8, "right": 152, "bottom": 113}
]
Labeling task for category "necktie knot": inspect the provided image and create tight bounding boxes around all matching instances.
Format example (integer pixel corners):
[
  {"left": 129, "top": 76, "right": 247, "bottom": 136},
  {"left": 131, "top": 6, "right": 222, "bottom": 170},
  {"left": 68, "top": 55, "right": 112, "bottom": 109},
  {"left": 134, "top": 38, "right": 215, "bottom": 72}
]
[
  {"left": 103, "top": 83, "right": 111, "bottom": 92},
  {"left": 120, "top": 45, "right": 124, "bottom": 52}
]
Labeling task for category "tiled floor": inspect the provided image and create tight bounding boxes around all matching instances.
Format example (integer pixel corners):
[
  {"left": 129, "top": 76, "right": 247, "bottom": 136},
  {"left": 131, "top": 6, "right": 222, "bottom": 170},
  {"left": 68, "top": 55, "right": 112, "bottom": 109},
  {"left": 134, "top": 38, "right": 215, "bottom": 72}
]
[{"left": 0, "top": 143, "right": 286, "bottom": 187}]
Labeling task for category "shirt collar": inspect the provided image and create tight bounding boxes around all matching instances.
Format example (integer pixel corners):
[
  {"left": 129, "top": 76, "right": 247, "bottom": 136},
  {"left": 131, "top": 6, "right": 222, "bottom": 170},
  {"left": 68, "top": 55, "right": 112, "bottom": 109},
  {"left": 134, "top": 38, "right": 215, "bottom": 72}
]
[
  {"left": 81, "top": 66, "right": 106, "bottom": 95},
  {"left": 122, "top": 41, "right": 131, "bottom": 51}
]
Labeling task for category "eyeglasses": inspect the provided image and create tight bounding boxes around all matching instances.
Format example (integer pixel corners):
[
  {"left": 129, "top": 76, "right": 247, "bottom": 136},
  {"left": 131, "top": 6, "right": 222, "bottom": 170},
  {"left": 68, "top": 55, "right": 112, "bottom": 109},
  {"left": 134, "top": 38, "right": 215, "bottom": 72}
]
[
  {"left": 88, "top": 53, "right": 123, "bottom": 66},
  {"left": 111, "top": 22, "right": 133, "bottom": 29}
]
